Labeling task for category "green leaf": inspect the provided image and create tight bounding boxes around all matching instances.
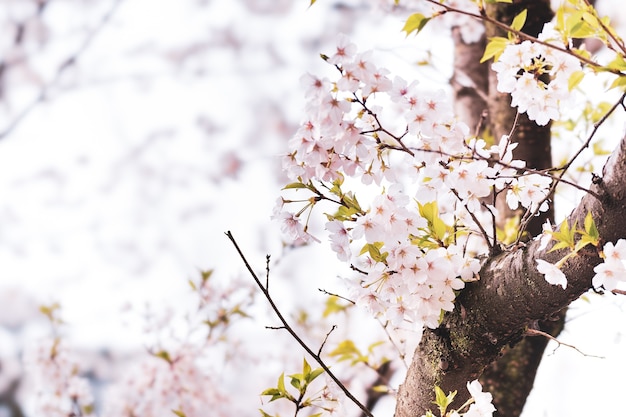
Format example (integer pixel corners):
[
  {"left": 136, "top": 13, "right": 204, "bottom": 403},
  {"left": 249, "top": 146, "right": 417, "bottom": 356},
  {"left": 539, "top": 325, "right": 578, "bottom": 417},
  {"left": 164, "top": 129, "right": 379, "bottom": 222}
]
[
  {"left": 568, "top": 70, "right": 585, "bottom": 91},
  {"left": 592, "top": 140, "right": 611, "bottom": 156},
  {"left": 584, "top": 212, "right": 595, "bottom": 235},
  {"left": 259, "top": 409, "right": 275, "bottom": 417},
  {"left": 153, "top": 350, "right": 172, "bottom": 364},
  {"left": 309, "top": 0, "right": 316, "bottom": 5},
  {"left": 433, "top": 386, "right": 456, "bottom": 416},
  {"left": 548, "top": 220, "right": 576, "bottom": 252},
  {"left": 330, "top": 340, "right": 360, "bottom": 358},
  {"left": 606, "top": 54, "right": 626, "bottom": 72},
  {"left": 481, "top": 36, "right": 510, "bottom": 63},
  {"left": 359, "top": 242, "right": 388, "bottom": 263},
  {"left": 608, "top": 75, "right": 626, "bottom": 91},
  {"left": 577, "top": 212, "right": 599, "bottom": 248},
  {"left": 332, "top": 205, "right": 358, "bottom": 221},
  {"left": 283, "top": 181, "right": 309, "bottom": 190},
  {"left": 261, "top": 387, "right": 284, "bottom": 402},
  {"left": 172, "top": 410, "right": 187, "bottom": 417},
  {"left": 302, "top": 358, "right": 312, "bottom": 376},
  {"left": 432, "top": 217, "right": 447, "bottom": 242},
  {"left": 307, "top": 367, "right": 325, "bottom": 383},
  {"left": 323, "top": 295, "right": 351, "bottom": 317},
  {"left": 402, "top": 13, "right": 431, "bottom": 37},
  {"left": 418, "top": 201, "right": 436, "bottom": 222},
  {"left": 511, "top": 9, "right": 528, "bottom": 32},
  {"left": 277, "top": 373, "right": 288, "bottom": 396}
]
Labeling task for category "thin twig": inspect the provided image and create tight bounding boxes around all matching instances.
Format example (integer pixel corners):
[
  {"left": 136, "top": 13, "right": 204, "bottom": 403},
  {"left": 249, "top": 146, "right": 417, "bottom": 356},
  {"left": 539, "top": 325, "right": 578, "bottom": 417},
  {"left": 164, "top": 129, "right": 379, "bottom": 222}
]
[
  {"left": 225, "top": 231, "right": 375, "bottom": 417},
  {"left": 266, "top": 254, "right": 271, "bottom": 291},
  {"left": 318, "top": 288, "right": 356, "bottom": 304},
  {"left": 450, "top": 188, "right": 494, "bottom": 251},
  {"left": 318, "top": 325, "right": 337, "bottom": 357},
  {"left": 526, "top": 328, "right": 604, "bottom": 359}
]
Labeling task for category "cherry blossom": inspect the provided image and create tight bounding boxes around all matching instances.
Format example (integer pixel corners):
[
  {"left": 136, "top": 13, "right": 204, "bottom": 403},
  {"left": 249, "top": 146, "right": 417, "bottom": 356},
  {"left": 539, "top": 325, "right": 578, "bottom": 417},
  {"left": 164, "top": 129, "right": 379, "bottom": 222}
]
[
  {"left": 465, "top": 379, "right": 497, "bottom": 417},
  {"left": 491, "top": 25, "right": 581, "bottom": 125},
  {"left": 275, "top": 33, "right": 572, "bottom": 339},
  {"left": 536, "top": 259, "right": 568, "bottom": 289},
  {"left": 592, "top": 239, "right": 626, "bottom": 291}
]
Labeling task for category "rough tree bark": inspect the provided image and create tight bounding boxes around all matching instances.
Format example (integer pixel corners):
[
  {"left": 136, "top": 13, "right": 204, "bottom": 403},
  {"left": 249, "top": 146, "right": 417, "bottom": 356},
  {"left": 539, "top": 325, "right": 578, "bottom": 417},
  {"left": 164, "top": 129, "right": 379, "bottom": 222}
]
[
  {"left": 396, "top": 131, "right": 626, "bottom": 416},
  {"left": 395, "top": 2, "right": 625, "bottom": 416}
]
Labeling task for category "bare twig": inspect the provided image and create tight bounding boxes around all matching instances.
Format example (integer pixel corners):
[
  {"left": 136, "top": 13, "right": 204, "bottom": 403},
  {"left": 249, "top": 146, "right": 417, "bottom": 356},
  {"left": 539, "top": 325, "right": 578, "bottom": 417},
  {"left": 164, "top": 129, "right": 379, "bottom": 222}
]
[
  {"left": 318, "top": 325, "right": 337, "bottom": 357},
  {"left": 266, "top": 254, "right": 271, "bottom": 290},
  {"left": 526, "top": 328, "right": 604, "bottom": 359},
  {"left": 318, "top": 288, "right": 356, "bottom": 304},
  {"left": 450, "top": 188, "right": 494, "bottom": 251},
  {"left": 225, "top": 231, "right": 375, "bottom": 417}
]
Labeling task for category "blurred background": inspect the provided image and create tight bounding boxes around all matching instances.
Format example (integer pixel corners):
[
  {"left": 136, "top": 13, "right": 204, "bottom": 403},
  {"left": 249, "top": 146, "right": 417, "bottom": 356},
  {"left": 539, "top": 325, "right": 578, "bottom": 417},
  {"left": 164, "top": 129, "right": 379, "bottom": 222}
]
[{"left": 0, "top": 1, "right": 625, "bottom": 416}]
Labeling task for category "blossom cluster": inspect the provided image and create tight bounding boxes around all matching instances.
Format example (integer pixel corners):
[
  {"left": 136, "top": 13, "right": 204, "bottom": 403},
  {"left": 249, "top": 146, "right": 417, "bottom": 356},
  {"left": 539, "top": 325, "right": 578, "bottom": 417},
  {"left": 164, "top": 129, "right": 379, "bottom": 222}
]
[
  {"left": 492, "top": 23, "right": 581, "bottom": 126},
  {"left": 22, "top": 338, "right": 96, "bottom": 417},
  {"left": 276, "top": 35, "right": 555, "bottom": 332},
  {"left": 102, "top": 345, "right": 229, "bottom": 417}
]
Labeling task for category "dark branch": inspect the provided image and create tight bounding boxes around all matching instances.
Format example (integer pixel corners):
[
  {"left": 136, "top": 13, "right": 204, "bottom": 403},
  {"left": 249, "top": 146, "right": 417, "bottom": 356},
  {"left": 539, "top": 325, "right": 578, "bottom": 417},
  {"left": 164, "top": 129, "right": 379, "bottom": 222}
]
[{"left": 225, "top": 231, "right": 374, "bottom": 417}]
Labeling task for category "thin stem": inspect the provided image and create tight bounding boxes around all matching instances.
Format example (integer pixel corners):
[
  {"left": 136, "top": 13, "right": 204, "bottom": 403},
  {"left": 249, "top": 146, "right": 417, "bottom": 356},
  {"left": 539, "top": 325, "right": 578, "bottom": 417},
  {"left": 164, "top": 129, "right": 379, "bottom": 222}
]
[
  {"left": 525, "top": 328, "right": 604, "bottom": 359},
  {"left": 318, "top": 325, "right": 337, "bottom": 357},
  {"left": 450, "top": 188, "right": 494, "bottom": 251},
  {"left": 225, "top": 231, "right": 375, "bottom": 417},
  {"left": 318, "top": 288, "right": 356, "bottom": 304}
]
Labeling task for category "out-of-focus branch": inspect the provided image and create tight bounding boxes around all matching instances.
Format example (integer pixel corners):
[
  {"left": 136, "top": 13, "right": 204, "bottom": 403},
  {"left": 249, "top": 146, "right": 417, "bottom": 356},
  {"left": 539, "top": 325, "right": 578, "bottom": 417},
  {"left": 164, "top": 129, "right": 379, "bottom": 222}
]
[{"left": 0, "top": 0, "right": 125, "bottom": 140}]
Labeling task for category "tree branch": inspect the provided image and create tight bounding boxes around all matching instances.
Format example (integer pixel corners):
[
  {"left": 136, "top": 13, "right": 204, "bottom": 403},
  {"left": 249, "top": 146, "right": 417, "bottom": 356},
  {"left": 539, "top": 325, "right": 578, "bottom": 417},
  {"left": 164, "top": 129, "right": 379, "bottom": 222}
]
[
  {"left": 225, "top": 231, "right": 374, "bottom": 417},
  {"left": 396, "top": 132, "right": 626, "bottom": 416}
]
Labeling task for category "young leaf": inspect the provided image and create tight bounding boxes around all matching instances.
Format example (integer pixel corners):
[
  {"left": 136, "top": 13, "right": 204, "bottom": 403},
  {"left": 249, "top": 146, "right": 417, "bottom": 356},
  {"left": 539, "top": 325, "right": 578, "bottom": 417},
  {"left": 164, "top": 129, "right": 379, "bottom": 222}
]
[
  {"left": 608, "top": 75, "right": 626, "bottom": 91},
  {"left": 302, "top": 358, "right": 312, "bottom": 377},
  {"left": 511, "top": 9, "right": 528, "bottom": 32},
  {"left": 481, "top": 37, "right": 510, "bottom": 63},
  {"left": 433, "top": 386, "right": 456, "bottom": 416},
  {"left": 307, "top": 367, "right": 325, "bottom": 383},
  {"left": 568, "top": 70, "right": 585, "bottom": 91},
  {"left": 329, "top": 339, "right": 366, "bottom": 364},
  {"left": 359, "top": 242, "right": 388, "bottom": 263},
  {"left": 402, "top": 13, "right": 431, "bottom": 37},
  {"left": 283, "top": 181, "right": 309, "bottom": 190},
  {"left": 261, "top": 387, "right": 284, "bottom": 402}
]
